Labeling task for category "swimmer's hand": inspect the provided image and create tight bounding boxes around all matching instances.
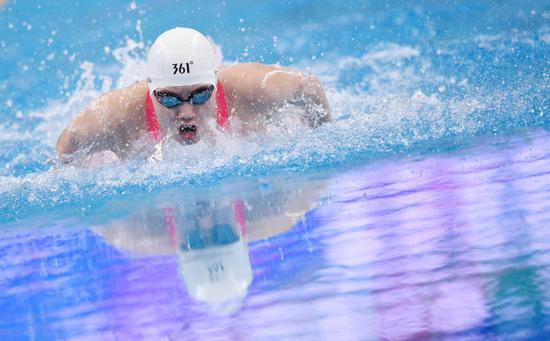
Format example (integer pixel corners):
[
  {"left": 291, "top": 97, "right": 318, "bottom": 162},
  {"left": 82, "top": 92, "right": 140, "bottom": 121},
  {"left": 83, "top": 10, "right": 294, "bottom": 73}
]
[
  {"left": 56, "top": 149, "right": 121, "bottom": 169},
  {"left": 87, "top": 150, "right": 121, "bottom": 168}
]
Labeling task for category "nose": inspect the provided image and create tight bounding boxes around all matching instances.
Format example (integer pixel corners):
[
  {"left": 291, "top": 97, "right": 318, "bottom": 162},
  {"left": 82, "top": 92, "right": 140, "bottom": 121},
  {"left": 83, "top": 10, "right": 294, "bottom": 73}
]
[{"left": 175, "top": 103, "right": 197, "bottom": 120}]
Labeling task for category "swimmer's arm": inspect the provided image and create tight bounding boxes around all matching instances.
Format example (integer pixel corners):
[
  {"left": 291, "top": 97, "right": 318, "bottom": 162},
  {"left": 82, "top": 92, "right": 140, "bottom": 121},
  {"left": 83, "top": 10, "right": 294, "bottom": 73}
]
[
  {"left": 55, "top": 82, "right": 147, "bottom": 164},
  {"left": 220, "top": 63, "right": 331, "bottom": 127},
  {"left": 55, "top": 105, "right": 119, "bottom": 163}
]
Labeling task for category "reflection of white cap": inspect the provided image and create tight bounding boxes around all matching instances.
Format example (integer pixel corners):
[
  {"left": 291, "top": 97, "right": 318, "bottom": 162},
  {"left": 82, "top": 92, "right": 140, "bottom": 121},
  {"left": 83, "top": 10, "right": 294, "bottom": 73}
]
[
  {"left": 177, "top": 239, "right": 253, "bottom": 304},
  {"left": 147, "top": 27, "right": 218, "bottom": 91}
]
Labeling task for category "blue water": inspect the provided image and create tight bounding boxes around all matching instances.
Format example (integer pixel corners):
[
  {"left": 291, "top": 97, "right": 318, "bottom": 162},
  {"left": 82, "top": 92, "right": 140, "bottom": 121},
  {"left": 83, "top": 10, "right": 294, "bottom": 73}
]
[{"left": 1, "top": 0, "right": 550, "bottom": 339}]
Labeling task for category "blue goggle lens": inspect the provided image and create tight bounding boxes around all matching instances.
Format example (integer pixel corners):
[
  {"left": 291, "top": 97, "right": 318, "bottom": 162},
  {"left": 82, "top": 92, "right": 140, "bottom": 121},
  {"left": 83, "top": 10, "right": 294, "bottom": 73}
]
[
  {"left": 180, "top": 224, "right": 239, "bottom": 251},
  {"left": 190, "top": 89, "right": 212, "bottom": 105},
  {"left": 154, "top": 85, "right": 214, "bottom": 108},
  {"left": 158, "top": 95, "right": 179, "bottom": 107}
]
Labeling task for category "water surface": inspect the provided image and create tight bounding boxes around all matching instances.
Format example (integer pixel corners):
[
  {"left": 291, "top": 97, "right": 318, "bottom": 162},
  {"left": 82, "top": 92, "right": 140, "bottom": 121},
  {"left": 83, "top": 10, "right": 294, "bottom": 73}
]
[{"left": 1, "top": 0, "right": 549, "bottom": 339}]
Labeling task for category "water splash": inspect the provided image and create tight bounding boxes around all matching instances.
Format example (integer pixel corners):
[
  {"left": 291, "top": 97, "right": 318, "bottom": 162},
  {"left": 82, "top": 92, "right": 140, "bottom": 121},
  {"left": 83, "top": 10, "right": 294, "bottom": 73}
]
[{"left": 0, "top": 24, "right": 548, "bottom": 222}]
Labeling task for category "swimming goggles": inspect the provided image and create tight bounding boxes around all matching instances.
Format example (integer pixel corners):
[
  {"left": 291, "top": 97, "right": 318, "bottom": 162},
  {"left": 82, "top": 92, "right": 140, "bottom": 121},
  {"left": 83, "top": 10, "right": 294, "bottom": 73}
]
[
  {"left": 180, "top": 224, "right": 239, "bottom": 252},
  {"left": 153, "top": 84, "right": 215, "bottom": 107}
]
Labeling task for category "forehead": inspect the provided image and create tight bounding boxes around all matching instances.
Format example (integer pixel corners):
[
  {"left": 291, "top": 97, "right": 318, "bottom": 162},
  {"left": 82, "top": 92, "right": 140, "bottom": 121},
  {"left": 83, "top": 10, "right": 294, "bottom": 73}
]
[{"left": 156, "top": 83, "right": 211, "bottom": 94}]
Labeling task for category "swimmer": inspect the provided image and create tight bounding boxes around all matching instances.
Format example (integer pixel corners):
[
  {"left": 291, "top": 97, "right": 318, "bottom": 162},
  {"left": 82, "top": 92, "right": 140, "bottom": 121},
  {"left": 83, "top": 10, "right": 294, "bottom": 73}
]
[{"left": 55, "top": 27, "right": 331, "bottom": 165}]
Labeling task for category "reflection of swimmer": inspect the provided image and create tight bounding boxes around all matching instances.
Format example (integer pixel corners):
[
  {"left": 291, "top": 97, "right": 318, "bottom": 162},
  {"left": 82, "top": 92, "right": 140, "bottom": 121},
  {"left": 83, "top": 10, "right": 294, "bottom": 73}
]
[
  {"left": 55, "top": 27, "right": 331, "bottom": 165},
  {"left": 97, "top": 176, "right": 327, "bottom": 253},
  {"left": 112, "top": 199, "right": 252, "bottom": 304},
  {"left": 94, "top": 176, "right": 328, "bottom": 303}
]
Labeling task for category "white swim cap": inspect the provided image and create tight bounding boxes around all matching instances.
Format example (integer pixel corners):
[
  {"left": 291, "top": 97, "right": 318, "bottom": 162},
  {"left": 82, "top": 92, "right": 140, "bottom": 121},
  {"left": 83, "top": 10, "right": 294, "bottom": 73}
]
[
  {"left": 147, "top": 27, "right": 218, "bottom": 90},
  {"left": 177, "top": 232, "right": 253, "bottom": 304}
]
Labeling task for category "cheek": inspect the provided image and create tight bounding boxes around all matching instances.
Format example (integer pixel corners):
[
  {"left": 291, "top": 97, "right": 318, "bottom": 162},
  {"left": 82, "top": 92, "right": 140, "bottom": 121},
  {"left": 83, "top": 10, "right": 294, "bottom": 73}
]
[
  {"left": 197, "top": 106, "right": 210, "bottom": 118},
  {"left": 198, "top": 102, "right": 216, "bottom": 118},
  {"left": 155, "top": 109, "right": 174, "bottom": 129}
]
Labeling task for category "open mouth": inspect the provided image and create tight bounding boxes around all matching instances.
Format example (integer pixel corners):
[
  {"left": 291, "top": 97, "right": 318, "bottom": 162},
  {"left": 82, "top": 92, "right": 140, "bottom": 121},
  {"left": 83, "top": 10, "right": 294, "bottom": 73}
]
[{"left": 178, "top": 124, "right": 198, "bottom": 141}]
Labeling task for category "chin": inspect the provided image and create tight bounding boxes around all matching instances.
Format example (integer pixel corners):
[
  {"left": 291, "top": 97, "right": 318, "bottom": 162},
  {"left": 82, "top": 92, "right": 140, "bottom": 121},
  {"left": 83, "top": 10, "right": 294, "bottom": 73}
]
[
  {"left": 175, "top": 134, "right": 200, "bottom": 145},
  {"left": 182, "top": 138, "right": 199, "bottom": 145}
]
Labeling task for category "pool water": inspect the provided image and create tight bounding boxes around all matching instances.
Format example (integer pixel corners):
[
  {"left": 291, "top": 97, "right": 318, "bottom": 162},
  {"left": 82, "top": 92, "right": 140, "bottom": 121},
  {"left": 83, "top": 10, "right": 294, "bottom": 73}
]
[{"left": 1, "top": 0, "right": 549, "bottom": 339}]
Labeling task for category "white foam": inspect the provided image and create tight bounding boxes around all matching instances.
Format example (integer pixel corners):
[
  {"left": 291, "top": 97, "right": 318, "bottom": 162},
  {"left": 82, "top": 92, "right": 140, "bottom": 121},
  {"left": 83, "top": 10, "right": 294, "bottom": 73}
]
[
  {"left": 338, "top": 44, "right": 420, "bottom": 69},
  {"left": 29, "top": 61, "right": 106, "bottom": 147},
  {"left": 0, "top": 124, "right": 34, "bottom": 142},
  {"left": 0, "top": 30, "right": 545, "bottom": 211},
  {"left": 112, "top": 36, "right": 145, "bottom": 88}
]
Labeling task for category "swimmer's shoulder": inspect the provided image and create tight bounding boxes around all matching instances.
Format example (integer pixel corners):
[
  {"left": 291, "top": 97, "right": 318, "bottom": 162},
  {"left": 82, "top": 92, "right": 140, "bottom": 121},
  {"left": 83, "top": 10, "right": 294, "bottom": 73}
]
[
  {"left": 119, "top": 79, "right": 149, "bottom": 100},
  {"left": 100, "top": 80, "right": 149, "bottom": 130},
  {"left": 218, "top": 62, "right": 316, "bottom": 105},
  {"left": 72, "top": 80, "right": 148, "bottom": 124},
  {"left": 218, "top": 62, "right": 330, "bottom": 127},
  {"left": 218, "top": 62, "right": 289, "bottom": 75},
  {"left": 56, "top": 81, "right": 149, "bottom": 159},
  {"left": 112, "top": 80, "right": 149, "bottom": 115},
  {"left": 218, "top": 62, "right": 292, "bottom": 102},
  {"left": 218, "top": 62, "right": 289, "bottom": 86}
]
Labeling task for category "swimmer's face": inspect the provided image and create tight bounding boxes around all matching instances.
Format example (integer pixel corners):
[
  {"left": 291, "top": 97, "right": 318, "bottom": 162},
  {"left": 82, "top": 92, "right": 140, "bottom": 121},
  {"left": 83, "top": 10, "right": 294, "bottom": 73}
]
[{"left": 152, "top": 84, "right": 216, "bottom": 145}]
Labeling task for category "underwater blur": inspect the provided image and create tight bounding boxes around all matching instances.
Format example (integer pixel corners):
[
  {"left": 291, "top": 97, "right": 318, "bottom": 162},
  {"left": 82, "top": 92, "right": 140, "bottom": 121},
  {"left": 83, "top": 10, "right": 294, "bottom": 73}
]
[{"left": 1, "top": 0, "right": 550, "bottom": 339}]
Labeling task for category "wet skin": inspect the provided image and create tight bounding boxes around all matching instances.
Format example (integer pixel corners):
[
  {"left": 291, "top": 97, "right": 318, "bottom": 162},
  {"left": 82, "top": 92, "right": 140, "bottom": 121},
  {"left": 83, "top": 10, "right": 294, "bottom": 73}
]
[{"left": 55, "top": 63, "right": 331, "bottom": 165}]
